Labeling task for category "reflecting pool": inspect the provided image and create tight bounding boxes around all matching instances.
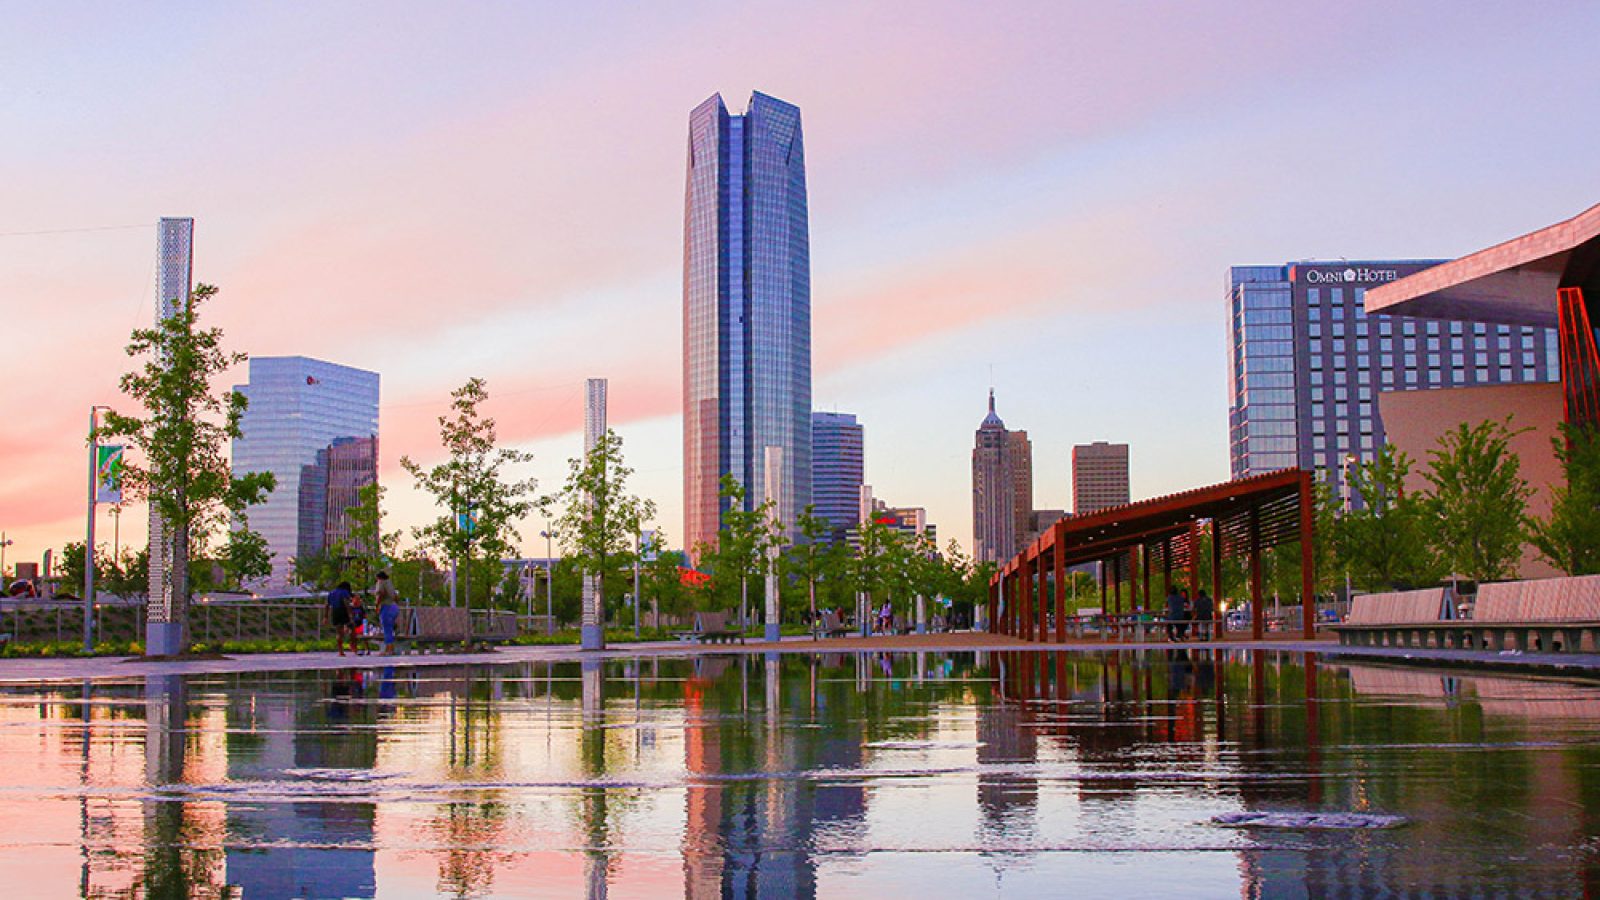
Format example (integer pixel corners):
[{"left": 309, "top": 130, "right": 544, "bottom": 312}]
[{"left": 3, "top": 650, "right": 1600, "bottom": 897}]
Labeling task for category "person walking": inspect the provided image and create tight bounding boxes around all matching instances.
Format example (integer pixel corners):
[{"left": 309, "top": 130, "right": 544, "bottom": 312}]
[
  {"left": 1193, "top": 589, "right": 1215, "bottom": 641},
  {"left": 1177, "top": 588, "right": 1193, "bottom": 641},
  {"left": 326, "top": 581, "right": 354, "bottom": 656},
  {"left": 376, "top": 571, "right": 401, "bottom": 656}
]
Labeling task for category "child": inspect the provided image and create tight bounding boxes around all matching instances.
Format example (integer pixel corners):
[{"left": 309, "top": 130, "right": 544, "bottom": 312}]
[{"left": 349, "top": 593, "right": 368, "bottom": 655}]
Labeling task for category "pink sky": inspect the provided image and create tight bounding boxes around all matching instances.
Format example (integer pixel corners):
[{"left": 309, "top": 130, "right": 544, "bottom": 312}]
[{"left": 3, "top": 2, "right": 1599, "bottom": 570}]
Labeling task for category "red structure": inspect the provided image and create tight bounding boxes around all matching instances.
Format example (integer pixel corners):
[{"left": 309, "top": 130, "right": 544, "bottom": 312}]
[{"left": 989, "top": 468, "right": 1317, "bottom": 641}]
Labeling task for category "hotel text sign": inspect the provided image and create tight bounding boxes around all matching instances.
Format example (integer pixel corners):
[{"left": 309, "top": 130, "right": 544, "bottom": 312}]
[{"left": 1302, "top": 266, "right": 1401, "bottom": 285}]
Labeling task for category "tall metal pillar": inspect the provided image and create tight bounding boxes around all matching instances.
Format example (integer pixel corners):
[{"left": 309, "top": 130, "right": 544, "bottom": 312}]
[
  {"left": 145, "top": 217, "right": 194, "bottom": 658},
  {"left": 580, "top": 378, "right": 608, "bottom": 651},
  {"left": 763, "top": 446, "right": 784, "bottom": 643}
]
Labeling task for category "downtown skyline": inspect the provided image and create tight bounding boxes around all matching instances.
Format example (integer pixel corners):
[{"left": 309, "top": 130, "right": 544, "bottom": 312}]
[{"left": 4, "top": 3, "right": 1600, "bottom": 569}]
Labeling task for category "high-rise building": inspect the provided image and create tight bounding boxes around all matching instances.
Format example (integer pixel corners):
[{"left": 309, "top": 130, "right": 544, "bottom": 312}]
[
  {"left": 1072, "top": 442, "right": 1130, "bottom": 514},
  {"left": 972, "top": 391, "right": 1032, "bottom": 563},
  {"left": 1228, "top": 261, "right": 1560, "bottom": 496},
  {"left": 810, "top": 412, "right": 863, "bottom": 543},
  {"left": 234, "top": 357, "right": 379, "bottom": 592},
  {"left": 683, "top": 91, "right": 812, "bottom": 555}
]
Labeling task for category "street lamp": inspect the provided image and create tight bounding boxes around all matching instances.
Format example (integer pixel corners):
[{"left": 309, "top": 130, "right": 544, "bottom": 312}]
[
  {"left": 84, "top": 405, "right": 114, "bottom": 653},
  {"left": 541, "top": 527, "right": 554, "bottom": 635}
]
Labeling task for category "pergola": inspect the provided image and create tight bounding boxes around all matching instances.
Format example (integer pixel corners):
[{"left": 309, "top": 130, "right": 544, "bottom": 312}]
[{"left": 988, "top": 468, "right": 1317, "bottom": 642}]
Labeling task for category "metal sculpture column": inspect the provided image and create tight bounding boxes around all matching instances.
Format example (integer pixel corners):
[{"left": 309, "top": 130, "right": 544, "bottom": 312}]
[
  {"left": 146, "top": 217, "right": 193, "bottom": 657},
  {"left": 581, "top": 378, "right": 607, "bottom": 652},
  {"left": 763, "top": 446, "right": 783, "bottom": 643}
]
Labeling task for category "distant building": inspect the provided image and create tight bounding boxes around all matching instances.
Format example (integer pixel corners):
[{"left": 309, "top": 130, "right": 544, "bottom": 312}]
[
  {"left": 1227, "top": 261, "right": 1559, "bottom": 497},
  {"left": 972, "top": 391, "right": 1032, "bottom": 563},
  {"left": 234, "top": 357, "right": 380, "bottom": 592},
  {"left": 849, "top": 486, "right": 937, "bottom": 551},
  {"left": 810, "top": 412, "right": 864, "bottom": 543},
  {"left": 1025, "top": 509, "right": 1065, "bottom": 547},
  {"left": 1071, "top": 442, "right": 1130, "bottom": 515},
  {"left": 683, "top": 90, "right": 812, "bottom": 554}
]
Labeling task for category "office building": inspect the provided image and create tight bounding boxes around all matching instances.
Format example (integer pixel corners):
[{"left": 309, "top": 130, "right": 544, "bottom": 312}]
[
  {"left": 1026, "top": 509, "right": 1064, "bottom": 547},
  {"left": 234, "top": 357, "right": 380, "bottom": 591},
  {"left": 810, "top": 412, "right": 864, "bottom": 543},
  {"left": 683, "top": 91, "right": 812, "bottom": 553},
  {"left": 972, "top": 390, "right": 1033, "bottom": 563},
  {"left": 1072, "top": 442, "right": 1130, "bottom": 514},
  {"left": 1227, "top": 261, "right": 1560, "bottom": 496}
]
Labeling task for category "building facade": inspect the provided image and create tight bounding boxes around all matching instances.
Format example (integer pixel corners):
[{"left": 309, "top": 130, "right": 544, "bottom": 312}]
[
  {"left": 1072, "top": 441, "right": 1130, "bottom": 514},
  {"left": 1227, "top": 261, "right": 1560, "bottom": 496},
  {"left": 810, "top": 412, "right": 863, "bottom": 543},
  {"left": 683, "top": 91, "right": 812, "bottom": 553},
  {"left": 971, "top": 391, "right": 1033, "bottom": 563},
  {"left": 233, "top": 357, "right": 380, "bottom": 592}
]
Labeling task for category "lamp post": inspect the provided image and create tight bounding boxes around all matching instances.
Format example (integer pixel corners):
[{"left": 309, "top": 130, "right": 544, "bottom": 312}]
[
  {"left": 541, "top": 527, "right": 554, "bottom": 635},
  {"left": 1341, "top": 454, "right": 1356, "bottom": 616},
  {"left": 84, "top": 405, "right": 113, "bottom": 653},
  {"left": 0, "top": 533, "right": 12, "bottom": 584}
]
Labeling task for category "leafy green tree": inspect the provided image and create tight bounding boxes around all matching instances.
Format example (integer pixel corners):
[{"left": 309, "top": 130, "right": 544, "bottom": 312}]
[
  {"left": 700, "top": 475, "right": 780, "bottom": 629},
  {"left": 1424, "top": 417, "right": 1532, "bottom": 583},
  {"left": 1529, "top": 423, "right": 1600, "bottom": 575},
  {"left": 1339, "top": 444, "right": 1440, "bottom": 591},
  {"left": 644, "top": 549, "right": 693, "bottom": 621},
  {"left": 401, "top": 378, "right": 537, "bottom": 630},
  {"left": 219, "top": 525, "right": 273, "bottom": 590},
  {"left": 789, "top": 505, "right": 837, "bottom": 629},
  {"left": 99, "top": 283, "right": 275, "bottom": 646},
  {"left": 542, "top": 429, "right": 655, "bottom": 630}
]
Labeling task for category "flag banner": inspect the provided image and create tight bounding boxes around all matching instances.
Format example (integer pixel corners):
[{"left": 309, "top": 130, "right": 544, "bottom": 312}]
[
  {"left": 95, "top": 445, "right": 124, "bottom": 504},
  {"left": 640, "top": 529, "right": 659, "bottom": 563}
]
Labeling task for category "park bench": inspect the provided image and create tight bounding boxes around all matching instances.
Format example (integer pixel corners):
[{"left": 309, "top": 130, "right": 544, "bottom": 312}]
[
  {"left": 676, "top": 610, "right": 742, "bottom": 644},
  {"left": 812, "top": 609, "right": 851, "bottom": 639},
  {"left": 402, "top": 606, "right": 472, "bottom": 652},
  {"left": 474, "top": 610, "right": 519, "bottom": 645},
  {"left": 1331, "top": 588, "right": 1454, "bottom": 648},
  {"left": 1457, "top": 575, "right": 1600, "bottom": 652}
]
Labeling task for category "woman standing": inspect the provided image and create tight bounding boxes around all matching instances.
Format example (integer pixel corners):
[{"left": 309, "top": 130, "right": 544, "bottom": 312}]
[{"left": 375, "top": 571, "right": 401, "bottom": 656}]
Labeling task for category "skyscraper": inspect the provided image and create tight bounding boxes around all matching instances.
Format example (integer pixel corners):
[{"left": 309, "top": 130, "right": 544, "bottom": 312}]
[
  {"left": 971, "top": 391, "right": 1032, "bottom": 563},
  {"left": 233, "top": 357, "right": 379, "bottom": 591},
  {"left": 810, "top": 412, "right": 863, "bottom": 543},
  {"left": 1227, "top": 261, "right": 1560, "bottom": 496},
  {"left": 1072, "top": 441, "right": 1130, "bottom": 514},
  {"left": 683, "top": 91, "right": 812, "bottom": 555}
]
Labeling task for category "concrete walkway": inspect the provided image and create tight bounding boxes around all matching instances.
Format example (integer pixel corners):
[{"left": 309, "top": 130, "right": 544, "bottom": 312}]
[{"left": 3, "top": 631, "right": 1599, "bottom": 683}]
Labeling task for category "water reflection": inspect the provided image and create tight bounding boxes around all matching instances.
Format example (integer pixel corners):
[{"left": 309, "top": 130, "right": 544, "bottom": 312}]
[{"left": 3, "top": 650, "right": 1600, "bottom": 896}]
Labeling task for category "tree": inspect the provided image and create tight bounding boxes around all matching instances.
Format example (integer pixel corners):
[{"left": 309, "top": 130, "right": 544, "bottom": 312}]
[
  {"left": 1529, "top": 423, "right": 1600, "bottom": 576},
  {"left": 401, "top": 378, "right": 537, "bottom": 639},
  {"left": 790, "top": 505, "right": 835, "bottom": 631},
  {"left": 99, "top": 283, "right": 275, "bottom": 651},
  {"left": 219, "top": 525, "right": 273, "bottom": 591},
  {"left": 542, "top": 429, "right": 656, "bottom": 632},
  {"left": 1337, "top": 445, "right": 1439, "bottom": 591},
  {"left": 644, "top": 549, "right": 693, "bottom": 622},
  {"left": 700, "top": 474, "right": 779, "bottom": 630},
  {"left": 1424, "top": 417, "right": 1532, "bottom": 583}
]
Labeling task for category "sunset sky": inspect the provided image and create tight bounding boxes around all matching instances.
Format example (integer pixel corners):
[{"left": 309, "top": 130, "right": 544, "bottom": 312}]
[{"left": 3, "top": 2, "right": 1598, "bottom": 570}]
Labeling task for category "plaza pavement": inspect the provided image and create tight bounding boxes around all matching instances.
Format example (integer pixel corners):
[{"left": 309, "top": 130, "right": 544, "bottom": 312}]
[{"left": 4, "top": 630, "right": 1600, "bottom": 683}]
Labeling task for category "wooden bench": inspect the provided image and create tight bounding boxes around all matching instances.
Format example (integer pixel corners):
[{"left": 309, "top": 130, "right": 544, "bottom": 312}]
[
  {"left": 1459, "top": 575, "right": 1600, "bottom": 652},
  {"left": 676, "top": 610, "right": 742, "bottom": 644},
  {"left": 1331, "top": 588, "right": 1454, "bottom": 648},
  {"left": 812, "top": 609, "right": 851, "bottom": 639},
  {"left": 403, "top": 606, "right": 471, "bottom": 651}
]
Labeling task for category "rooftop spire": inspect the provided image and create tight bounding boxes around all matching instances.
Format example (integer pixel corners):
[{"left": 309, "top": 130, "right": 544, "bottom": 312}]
[{"left": 980, "top": 388, "right": 1005, "bottom": 430}]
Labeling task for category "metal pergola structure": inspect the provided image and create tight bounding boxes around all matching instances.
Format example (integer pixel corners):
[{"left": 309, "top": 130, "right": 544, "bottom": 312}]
[{"left": 988, "top": 468, "right": 1317, "bottom": 642}]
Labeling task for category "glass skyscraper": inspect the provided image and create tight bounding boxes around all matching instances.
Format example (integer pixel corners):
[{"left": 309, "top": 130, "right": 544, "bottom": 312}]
[
  {"left": 233, "top": 356, "right": 379, "bottom": 592},
  {"left": 810, "top": 412, "right": 863, "bottom": 543},
  {"left": 684, "top": 91, "right": 812, "bottom": 554},
  {"left": 1228, "top": 261, "right": 1560, "bottom": 496}
]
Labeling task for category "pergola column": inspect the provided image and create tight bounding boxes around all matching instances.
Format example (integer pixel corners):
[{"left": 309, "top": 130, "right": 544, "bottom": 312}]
[
  {"left": 1299, "top": 470, "right": 1316, "bottom": 640},
  {"left": 1037, "top": 552, "right": 1050, "bottom": 643},
  {"left": 1141, "top": 543, "right": 1151, "bottom": 615},
  {"left": 1249, "top": 506, "right": 1264, "bottom": 641},
  {"left": 987, "top": 578, "right": 998, "bottom": 634},
  {"left": 1210, "top": 519, "right": 1224, "bottom": 642},
  {"left": 1053, "top": 526, "right": 1067, "bottom": 643},
  {"left": 1022, "top": 558, "right": 1034, "bottom": 642}
]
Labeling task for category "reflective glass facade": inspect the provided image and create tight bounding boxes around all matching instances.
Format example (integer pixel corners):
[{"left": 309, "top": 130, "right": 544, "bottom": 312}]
[
  {"left": 810, "top": 412, "right": 863, "bottom": 543},
  {"left": 684, "top": 92, "right": 811, "bottom": 552},
  {"left": 234, "top": 357, "right": 379, "bottom": 592},
  {"left": 1228, "top": 262, "right": 1560, "bottom": 498}
]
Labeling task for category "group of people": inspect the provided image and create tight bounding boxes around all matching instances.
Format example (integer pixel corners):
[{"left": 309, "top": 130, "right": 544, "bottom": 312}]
[
  {"left": 325, "top": 571, "right": 402, "bottom": 656},
  {"left": 1163, "top": 585, "right": 1216, "bottom": 642}
]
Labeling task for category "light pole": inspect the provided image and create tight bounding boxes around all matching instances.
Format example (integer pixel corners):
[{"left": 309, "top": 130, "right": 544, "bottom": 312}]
[
  {"left": 632, "top": 528, "right": 641, "bottom": 639},
  {"left": 541, "top": 527, "right": 554, "bottom": 635},
  {"left": 84, "top": 405, "right": 113, "bottom": 653},
  {"left": 0, "top": 533, "right": 12, "bottom": 585},
  {"left": 1341, "top": 453, "right": 1356, "bottom": 617}
]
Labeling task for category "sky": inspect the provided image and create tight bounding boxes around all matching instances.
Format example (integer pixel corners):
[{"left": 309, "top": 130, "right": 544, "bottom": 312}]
[{"left": 3, "top": 1, "right": 1599, "bottom": 572}]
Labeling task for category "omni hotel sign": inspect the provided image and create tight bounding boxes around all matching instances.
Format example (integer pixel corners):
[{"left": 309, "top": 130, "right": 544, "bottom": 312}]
[{"left": 1301, "top": 266, "right": 1401, "bottom": 285}]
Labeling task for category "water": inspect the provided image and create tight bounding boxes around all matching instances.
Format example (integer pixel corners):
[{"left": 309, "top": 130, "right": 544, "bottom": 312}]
[{"left": 2, "top": 649, "right": 1599, "bottom": 897}]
